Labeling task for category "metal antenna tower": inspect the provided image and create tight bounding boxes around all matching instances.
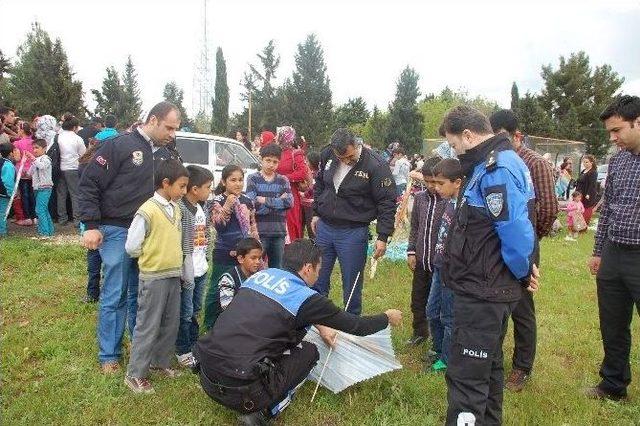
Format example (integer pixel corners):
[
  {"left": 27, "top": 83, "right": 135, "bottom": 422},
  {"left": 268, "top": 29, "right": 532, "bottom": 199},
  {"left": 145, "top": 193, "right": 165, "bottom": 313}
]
[{"left": 192, "top": 0, "right": 213, "bottom": 116}]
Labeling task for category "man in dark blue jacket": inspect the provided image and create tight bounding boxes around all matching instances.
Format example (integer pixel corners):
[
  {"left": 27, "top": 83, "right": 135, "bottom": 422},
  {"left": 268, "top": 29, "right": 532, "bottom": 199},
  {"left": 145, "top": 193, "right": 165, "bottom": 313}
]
[
  {"left": 78, "top": 101, "right": 181, "bottom": 374},
  {"left": 311, "top": 128, "right": 397, "bottom": 315},
  {"left": 440, "top": 106, "right": 540, "bottom": 425}
]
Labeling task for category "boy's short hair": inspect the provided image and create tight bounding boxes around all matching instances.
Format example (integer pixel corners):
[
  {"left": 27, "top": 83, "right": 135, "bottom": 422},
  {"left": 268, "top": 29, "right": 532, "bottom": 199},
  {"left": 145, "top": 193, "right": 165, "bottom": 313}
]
[
  {"left": 260, "top": 143, "right": 282, "bottom": 159},
  {"left": 393, "top": 147, "right": 405, "bottom": 156},
  {"left": 421, "top": 156, "right": 442, "bottom": 177},
  {"left": 33, "top": 139, "right": 47, "bottom": 149},
  {"left": 572, "top": 190, "right": 582, "bottom": 198},
  {"left": 283, "top": 239, "right": 322, "bottom": 272},
  {"left": 0, "top": 142, "right": 13, "bottom": 158},
  {"left": 236, "top": 237, "right": 263, "bottom": 257},
  {"left": 154, "top": 159, "right": 189, "bottom": 189},
  {"left": 433, "top": 158, "right": 464, "bottom": 181},
  {"left": 306, "top": 151, "right": 321, "bottom": 169},
  {"left": 185, "top": 165, "right": 214, "bottom": 190}
]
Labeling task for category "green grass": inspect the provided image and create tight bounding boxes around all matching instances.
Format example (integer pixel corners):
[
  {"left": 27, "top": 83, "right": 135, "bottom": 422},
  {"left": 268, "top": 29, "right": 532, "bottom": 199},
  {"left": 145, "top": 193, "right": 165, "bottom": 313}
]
[{"left": 2, "top": 230, "right": 640, "bottom": 425}]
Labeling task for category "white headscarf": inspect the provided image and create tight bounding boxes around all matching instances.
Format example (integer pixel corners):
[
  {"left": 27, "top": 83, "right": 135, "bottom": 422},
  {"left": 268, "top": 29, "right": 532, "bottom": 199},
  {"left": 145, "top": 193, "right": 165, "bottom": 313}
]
[{"left": 35, "top": 115, "right": 59, "bottom": 149}]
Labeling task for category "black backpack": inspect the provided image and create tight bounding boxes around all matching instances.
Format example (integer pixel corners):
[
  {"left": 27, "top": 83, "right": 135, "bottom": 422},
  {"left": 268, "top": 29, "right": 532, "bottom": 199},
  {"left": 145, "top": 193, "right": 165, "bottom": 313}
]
[
  {"left": 0, "top": 157, "right": 8, "bottom": 197},
  {"left": 48, "top": 134, "right": 62, "bottom": 182}
]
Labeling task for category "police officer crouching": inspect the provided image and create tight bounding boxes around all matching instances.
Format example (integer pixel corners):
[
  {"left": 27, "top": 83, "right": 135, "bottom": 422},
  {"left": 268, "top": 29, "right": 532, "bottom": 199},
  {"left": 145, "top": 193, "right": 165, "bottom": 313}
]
[
  {"left": 193, "top": 239, "right": 403, "bottom": 426},
  {"left": 440, "top": 106, "right": 540, "bottom": 425}
]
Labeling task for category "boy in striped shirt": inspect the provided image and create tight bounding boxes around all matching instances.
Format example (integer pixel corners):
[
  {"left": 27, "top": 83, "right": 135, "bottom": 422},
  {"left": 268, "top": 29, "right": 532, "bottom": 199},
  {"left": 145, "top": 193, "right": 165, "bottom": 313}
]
[{"left": 246, "top": 143, "right": 294, "bottom": 268}]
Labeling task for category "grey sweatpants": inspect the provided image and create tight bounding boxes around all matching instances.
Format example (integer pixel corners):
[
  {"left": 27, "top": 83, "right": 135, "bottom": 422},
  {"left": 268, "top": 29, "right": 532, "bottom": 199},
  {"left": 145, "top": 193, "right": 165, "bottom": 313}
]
[
  {"left": 56, "top": 170, "right": 80, "bottom": 221},
  {"left": 127, "top": 277, "right": 181, "bottom": 378}
]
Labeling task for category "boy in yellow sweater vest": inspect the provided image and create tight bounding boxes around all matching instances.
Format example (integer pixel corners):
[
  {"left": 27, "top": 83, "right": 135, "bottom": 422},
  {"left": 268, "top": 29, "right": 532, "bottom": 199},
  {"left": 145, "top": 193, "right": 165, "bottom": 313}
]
[{"left": 124, "top": 159, "right": 189, "bottom": 394}]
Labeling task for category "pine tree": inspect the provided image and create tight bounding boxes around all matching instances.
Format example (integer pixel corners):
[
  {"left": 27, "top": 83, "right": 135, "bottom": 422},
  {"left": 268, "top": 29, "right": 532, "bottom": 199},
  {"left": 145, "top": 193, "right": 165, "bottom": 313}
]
[
  {"left": 5, "top": 22, "right": 85, "bottom": 119},
  {"left": 211, "top": 47, "right": 229, "bottom": 135},
  {"left": 511, "top": 82, "right": 520, "bottom": 112},
  {"left": 121, "top": 56, "right": 142, "bottom": 126},
  {"left": 284, "top": 34, "right": 333, "bottom": 148},
  {"left": 0, "top": 49, "right": 11, "bottom": 104},
  {"left": 334, "top": 97, "right": 370, "bottom": 129},
  {"left": 246, "top": 40, "right": 281, "bottom": 133},
  {"left": 386, "top": 66, "right": 424, "bottom": 154},
  {"left": 516, "top": 92, "right": 554, "bottom": 136},
  {"left": 163, "top": 81, "right": 192, "bottom": 130},
  {"left": 92, "top": 66, "right": 124, "bottom": 121},
  {"left": 539, "top": 51, "right": 624, "bottom": 157},
  {"left": 362, "top": 106, "right": 389, "bottom": 149}
]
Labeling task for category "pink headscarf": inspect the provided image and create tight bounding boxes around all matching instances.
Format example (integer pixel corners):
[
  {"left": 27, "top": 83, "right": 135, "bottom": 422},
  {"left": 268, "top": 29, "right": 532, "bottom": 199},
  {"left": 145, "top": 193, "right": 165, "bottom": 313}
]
[{"left": 276, "top": 126, "right": 296, "bottom": 149}]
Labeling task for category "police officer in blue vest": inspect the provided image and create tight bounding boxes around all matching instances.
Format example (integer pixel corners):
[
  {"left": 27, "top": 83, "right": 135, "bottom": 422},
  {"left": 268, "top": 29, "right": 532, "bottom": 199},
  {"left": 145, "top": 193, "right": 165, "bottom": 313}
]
[
  {"left": 193, "top": 239, "right": 403, "bottom": 426},
  {"left": 439, "top": 106, "right": 540, "bottom": 425}
]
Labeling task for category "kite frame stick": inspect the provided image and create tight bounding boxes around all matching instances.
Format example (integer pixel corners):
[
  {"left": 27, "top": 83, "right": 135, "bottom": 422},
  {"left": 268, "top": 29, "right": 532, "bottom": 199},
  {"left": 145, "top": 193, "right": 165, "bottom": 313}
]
[
  {"left": 3, "top": 156, "right": 26, "bottom": 221},
  {"left": 310, "top": 270, "right": 361, "bottom": 402}
]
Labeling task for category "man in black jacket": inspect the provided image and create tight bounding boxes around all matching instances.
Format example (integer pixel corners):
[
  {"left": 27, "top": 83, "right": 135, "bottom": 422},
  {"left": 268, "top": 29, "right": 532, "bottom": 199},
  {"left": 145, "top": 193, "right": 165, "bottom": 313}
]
[
  {"left": 311, "top": 128, "right": 397, "bottom": 315},
  {"left": 78, "top": 101, "right": 181, "bottom": 374},
  {"left": 194, "top": 239, "right": 402, "bottom": 426}
]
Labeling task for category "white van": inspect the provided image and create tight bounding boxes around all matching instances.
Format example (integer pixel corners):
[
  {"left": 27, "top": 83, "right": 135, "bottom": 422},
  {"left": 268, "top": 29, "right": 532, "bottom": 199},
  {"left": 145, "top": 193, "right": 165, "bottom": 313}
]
[{"left": 174, "top": 131, "right": 259, "bottom": 189}]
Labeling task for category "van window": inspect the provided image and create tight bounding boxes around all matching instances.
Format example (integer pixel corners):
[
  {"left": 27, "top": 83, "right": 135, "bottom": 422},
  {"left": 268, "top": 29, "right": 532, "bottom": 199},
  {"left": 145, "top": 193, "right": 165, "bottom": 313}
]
[
  {"left": 175, "top": 137, "right": 209, "bottom": 164},
  {"left": 215, "top": 141, "right": 256, "bottom": 168}
]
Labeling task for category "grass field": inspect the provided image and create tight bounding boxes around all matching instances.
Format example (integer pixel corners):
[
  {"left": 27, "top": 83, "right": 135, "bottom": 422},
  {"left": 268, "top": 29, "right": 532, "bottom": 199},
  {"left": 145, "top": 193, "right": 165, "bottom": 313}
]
[{"left": 2, "top": 229, "right": 640, "bottom": 425}]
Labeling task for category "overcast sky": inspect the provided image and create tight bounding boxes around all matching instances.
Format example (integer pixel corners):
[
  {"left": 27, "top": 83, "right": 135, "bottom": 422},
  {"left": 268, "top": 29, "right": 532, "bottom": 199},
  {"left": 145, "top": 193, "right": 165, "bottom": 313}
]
[{"left": 1, "top": 0, "right": 639, "bottom": 119}]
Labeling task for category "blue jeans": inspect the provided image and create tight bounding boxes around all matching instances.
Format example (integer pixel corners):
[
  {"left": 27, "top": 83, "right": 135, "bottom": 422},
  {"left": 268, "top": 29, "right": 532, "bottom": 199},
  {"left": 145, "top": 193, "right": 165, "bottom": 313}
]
[
  {"left": 19, "top": 179, "right": 36, "bottom": 219},
  {"left": 175, "top": 273, "right": 208, "bottom": 355},
  {"left": 86, "top": 248, "right": 102, "bottom": 300},
  {"left": 313, "top": 219, "right": 368, "bottom": 315},
  {"left": 34, "top": 189, "right": 54, "bottom": 236},
  {"left": 97, "top": 225, "right": 139, "bottom": 364},
  {"left": 426, "top": 268, "right": 454, "bottom": 364},
  {"left": 0, "top": 197, "right": 8, "bottom": 236},
  {"left": 261, "top": 235, "right": 285, "bottom": 269}
]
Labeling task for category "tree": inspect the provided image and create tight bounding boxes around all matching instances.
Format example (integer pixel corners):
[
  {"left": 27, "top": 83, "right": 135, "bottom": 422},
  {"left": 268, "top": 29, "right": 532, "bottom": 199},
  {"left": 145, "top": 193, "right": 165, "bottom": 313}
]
[
  {"left": 92, "top": 66, "right": 124, "bottom": 121},
  {"left": 420, "top": 88, "right": 499, "bottom": 139},
  {"left": 211, "top": 47, "right": 229, "bottom": 135},
  {"left": 283, "top": 34, "right": 333, "bottom": 147},
  {"left": 163, "top": 81, "right": 192, "bottom": 130},
  {"left": 5, "top": 22, "right": 84, "bottom": 119},
  {"left": 121, "top": 56, "right": 142, "bottom": 126},
  {"left": 511, "top": 82, "right": 520, "bottom": 112},
  {"left": 516, "top": 92, "right": 554, "bottom": 136},
  {"left": 334, "top": 97, "right": 370, "bottom": 129},
  {"left": 361, "top": 105, "right": 389, "bottom": 149},
  {"left": 538, "top": 51, "right": 624, "bottom": 157},
  {"left": 194, "top": 111, "right": 211, "bottom": 134},
  {"left": 386, "top": 66, "right": 424, "bottom": 154},
  {"left": 0, "top": 49, "right": 11, "bottom": 104}
]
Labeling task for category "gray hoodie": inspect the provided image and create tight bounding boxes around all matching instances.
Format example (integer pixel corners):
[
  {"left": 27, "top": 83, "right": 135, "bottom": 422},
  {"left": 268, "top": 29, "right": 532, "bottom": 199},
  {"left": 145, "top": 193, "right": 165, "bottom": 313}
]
[{"left": 28, "top": 155, "right": 53, "bottom": 190}]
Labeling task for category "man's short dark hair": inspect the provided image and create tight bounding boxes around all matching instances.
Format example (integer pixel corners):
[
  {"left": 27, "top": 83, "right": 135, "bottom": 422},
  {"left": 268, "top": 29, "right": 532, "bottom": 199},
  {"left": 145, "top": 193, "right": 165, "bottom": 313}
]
[
  {"left": 236, "top": 237, "right": 263, "bottom": 257},
  {"left": 433, "top": 158, "right": 464, "bottom": 181},
  {"left": 61, "top": 115, "right": 80, "bottom": 130},
  {"left": 33, "top": 139, "right": 47, "bottom": 149},
  {"left": 421, "top": 156, "right": 442, "bottom": 177},
  {"left": 442, "top": 105, "right": 493, "bottom": 136},
  {"left": 91, "top": 116, "right": 104, "bottom": 126},
  {"left": 185, "top": 165, "right": 214, "bottom": 190},
  {"left": 282, "top": 239, "right": 322, "bottom": 273},
  {"left": 154, "top": 159, "right": 189, "bottom": 189},
  {"left": 0, "top": 142, "right": 13, "bottom": 158},
  {"left": 146, "top": 101, "right": 180, "bottom": 124},
  {"left": 489, "top": 109, "right": 518, "bottom": 134},
  {"left": 306, "top": 151, "right": 321, "bottom": 169},
  {"left": 259, "top": 143, "right": 282, "bottom": 159},
  {"left": 105, "top": 114, "right": 117, "bottom": 128},
  {"left": 599, "top": 95, "right": 640, "bottom": 122},
  {"left": 330, "top": 128, "right": 357, "bottom": 155}
]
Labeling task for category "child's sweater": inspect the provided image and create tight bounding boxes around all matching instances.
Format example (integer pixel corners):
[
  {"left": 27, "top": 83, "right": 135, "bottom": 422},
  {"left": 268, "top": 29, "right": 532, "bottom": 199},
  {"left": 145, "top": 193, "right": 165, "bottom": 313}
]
[
  {"left": 566, "top": 200, "right": 585, "bottom": 227},
  {"left": 407, "top": 190, "right": 447, "bottom": 272},
  {"left": 245, "top": 172, "right": 293, "bottom": 237},
  {"left": 28, "top": 155, "right": 53, "bottom": 190},
  {"left": 0, "top": 158, "right": 15, "bottom": 198},
  {"left": 179, "top": 198, "right": 211, "bottom": 285},
  {"left": 210, "top": 193, "right": 259, "bottom": 265}
]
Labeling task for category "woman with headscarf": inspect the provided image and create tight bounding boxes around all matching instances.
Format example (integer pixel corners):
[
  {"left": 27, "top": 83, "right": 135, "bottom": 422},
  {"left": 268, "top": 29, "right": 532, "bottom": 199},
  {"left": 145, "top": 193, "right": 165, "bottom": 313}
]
[{"left": 275, "top": 126, "right": 309, "bottom": 241}]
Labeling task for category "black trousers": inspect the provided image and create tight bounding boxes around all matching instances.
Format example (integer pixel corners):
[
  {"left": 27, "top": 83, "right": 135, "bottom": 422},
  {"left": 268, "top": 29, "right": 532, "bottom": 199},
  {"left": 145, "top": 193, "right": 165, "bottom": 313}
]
[
  {"left": 510, "top": 289, "right": 536, "bottom": 373},
  {"left": 446, "top": 293, "right": 518, "bottom": 425},
  {"left": 596, "top": 240, "right": 640, "bottom": 396},
  {"left": 411, "top": 265, "right": 432, "bottom": 338},
  {"left": 200, "top": 341, "right": 319, "bottom": 414}
]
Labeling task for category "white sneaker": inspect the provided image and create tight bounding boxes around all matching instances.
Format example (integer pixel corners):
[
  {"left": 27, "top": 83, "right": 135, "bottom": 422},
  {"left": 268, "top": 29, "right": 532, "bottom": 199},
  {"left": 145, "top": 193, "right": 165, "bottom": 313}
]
[{"left": 176, "top": 352, "right": 196, "bottom": 368}]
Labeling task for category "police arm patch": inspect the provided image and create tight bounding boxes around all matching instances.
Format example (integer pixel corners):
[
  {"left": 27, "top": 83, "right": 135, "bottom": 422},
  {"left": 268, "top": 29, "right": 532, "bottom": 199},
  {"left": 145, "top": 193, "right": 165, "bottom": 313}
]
[{"left": 484, "top": 184, "right": 509, "bottom": 221}]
